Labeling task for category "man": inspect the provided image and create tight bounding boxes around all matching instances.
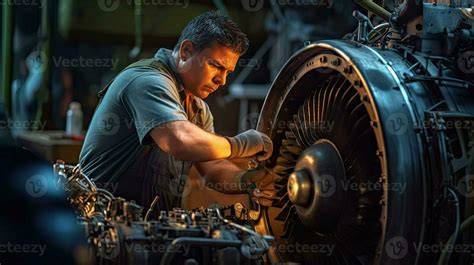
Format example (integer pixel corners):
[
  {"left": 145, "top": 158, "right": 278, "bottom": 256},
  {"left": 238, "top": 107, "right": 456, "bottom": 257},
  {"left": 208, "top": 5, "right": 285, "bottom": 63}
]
[{"left": 79, "top": 11, "right": 275, "bottom": 213}]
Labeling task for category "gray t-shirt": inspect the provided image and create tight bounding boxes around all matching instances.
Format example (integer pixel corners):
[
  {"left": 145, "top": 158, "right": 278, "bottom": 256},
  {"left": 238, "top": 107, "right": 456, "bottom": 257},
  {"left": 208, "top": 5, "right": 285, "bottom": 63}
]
[{"left": 79, "top": 49, "right": 214, "bottom": 185}]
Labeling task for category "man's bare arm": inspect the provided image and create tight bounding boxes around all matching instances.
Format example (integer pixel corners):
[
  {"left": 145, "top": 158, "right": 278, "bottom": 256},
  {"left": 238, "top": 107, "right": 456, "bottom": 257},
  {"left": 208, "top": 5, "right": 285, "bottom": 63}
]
[{"left": 150, "top": 120, "right": 231, "bottom": 161}]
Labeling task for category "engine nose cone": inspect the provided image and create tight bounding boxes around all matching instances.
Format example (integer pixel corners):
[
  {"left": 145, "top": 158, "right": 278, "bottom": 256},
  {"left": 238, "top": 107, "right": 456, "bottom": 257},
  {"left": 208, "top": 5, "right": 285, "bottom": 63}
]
[
  {"left": 291, "top": 139, "right": 346, "bottom": 234},
  {"left": 288, "top": 169, "right": 312, "bottom": 207}
]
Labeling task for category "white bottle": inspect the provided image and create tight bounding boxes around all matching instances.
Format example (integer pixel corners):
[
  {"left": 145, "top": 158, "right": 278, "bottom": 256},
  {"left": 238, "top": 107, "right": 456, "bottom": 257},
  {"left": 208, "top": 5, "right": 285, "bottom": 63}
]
[{"left": 66, "top": 102, "right": 83, "bottom": 136}]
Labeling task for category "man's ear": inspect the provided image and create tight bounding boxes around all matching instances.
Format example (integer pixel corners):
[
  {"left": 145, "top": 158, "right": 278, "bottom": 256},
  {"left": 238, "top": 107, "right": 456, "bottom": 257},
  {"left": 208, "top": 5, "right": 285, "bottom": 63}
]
[{"left": 179, "top": 40, "right": 195, "bottom": 61}]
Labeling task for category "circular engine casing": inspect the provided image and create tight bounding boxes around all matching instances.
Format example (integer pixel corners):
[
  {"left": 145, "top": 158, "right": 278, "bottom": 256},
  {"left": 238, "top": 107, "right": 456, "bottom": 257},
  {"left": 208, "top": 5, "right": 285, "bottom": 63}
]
[{"left": 256, "top": 40, "right": 474, "bottom": 264}]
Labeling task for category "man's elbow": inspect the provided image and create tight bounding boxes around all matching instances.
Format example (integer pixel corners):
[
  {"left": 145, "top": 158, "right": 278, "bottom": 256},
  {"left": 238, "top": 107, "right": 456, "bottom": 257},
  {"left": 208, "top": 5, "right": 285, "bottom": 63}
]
[{"left": 150, "top": 126, "right": 190, "bottom": 159}]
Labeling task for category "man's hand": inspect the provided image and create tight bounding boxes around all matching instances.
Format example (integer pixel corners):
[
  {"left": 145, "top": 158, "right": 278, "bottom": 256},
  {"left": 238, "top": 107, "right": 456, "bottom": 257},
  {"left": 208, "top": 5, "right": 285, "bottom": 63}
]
[
  {"left": 226, "top": 130, "right": 273, "bottom": 161},
  {"left": 238, "top": 168, "right": 276, "bottom": 207}
]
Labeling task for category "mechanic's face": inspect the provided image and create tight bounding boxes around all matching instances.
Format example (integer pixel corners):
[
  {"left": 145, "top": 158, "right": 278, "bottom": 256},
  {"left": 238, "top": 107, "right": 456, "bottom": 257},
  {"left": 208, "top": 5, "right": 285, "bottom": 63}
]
[{"left": 175, "top": 40, "right": 239, "bottom": 99}]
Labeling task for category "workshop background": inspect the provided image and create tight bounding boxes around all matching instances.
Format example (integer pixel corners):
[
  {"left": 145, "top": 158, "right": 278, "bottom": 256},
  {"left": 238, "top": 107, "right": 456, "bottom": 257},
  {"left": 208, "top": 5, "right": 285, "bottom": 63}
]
[{"left": 0, "top": 0, "right": 362, "bottom": 163}]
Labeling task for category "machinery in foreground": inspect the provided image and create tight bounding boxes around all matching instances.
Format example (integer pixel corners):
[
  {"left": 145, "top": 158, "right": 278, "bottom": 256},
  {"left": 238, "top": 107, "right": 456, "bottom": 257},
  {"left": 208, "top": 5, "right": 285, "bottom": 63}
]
[{"left": 53, "top": 160, "right": 274, "bottom": 265}]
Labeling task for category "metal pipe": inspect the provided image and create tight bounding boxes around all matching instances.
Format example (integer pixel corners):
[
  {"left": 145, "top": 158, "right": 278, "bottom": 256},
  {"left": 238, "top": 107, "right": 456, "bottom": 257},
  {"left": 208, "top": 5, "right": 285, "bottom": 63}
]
[
  {"left": 129, "top": 0, "right": 143, "bottom": 59},
  {"left": 2, "top": 1, "right": 14, "bottom": 116},
  {"left": 354, "top": 0, "right": 391, "bottom": 21}
]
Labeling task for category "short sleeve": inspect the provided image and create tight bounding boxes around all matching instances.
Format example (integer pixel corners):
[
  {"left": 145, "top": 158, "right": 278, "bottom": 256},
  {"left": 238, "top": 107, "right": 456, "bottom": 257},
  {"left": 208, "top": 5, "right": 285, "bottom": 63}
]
[{"left": 121, "top": 72, "right": 187, "bottom": 144}]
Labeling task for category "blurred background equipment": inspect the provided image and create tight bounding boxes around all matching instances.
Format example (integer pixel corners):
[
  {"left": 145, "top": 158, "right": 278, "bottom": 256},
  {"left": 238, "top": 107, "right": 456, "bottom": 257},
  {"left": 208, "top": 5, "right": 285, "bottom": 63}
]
[
  {"left": 255, "top": 1, "right": 474, "bottom": 264},
  {"left": 0, "top": 145, "right": 89, "bottom": 265}
]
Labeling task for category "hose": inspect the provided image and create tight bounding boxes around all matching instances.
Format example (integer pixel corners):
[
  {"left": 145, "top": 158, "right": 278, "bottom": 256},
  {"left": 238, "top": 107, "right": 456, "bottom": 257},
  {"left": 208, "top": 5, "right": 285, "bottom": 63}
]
[{"left": 437, "top": 214, "right": 474, "bottom": 265}]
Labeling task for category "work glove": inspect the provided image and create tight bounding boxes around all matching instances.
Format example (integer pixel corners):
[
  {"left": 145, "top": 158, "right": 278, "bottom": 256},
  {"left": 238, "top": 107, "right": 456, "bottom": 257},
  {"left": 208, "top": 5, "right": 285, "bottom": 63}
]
[
  {"left": 225, "top": 130, "right": 273, "bottom": 161},
  {"left": 237, "top": 168, "right": 276, "bottom": 207}
]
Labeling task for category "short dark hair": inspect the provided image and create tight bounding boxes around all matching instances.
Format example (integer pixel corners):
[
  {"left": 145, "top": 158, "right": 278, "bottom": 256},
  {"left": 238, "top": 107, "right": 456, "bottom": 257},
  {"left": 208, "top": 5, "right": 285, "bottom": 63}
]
[{"left": 174, "top": 11, "right": 249, "bottom": 55}]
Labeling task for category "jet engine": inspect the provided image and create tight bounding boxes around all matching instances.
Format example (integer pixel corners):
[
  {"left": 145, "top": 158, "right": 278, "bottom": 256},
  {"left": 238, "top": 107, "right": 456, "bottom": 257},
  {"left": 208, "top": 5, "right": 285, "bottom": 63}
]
[{"left": 254, "top": 2, "right": 474, "bottom": 265}]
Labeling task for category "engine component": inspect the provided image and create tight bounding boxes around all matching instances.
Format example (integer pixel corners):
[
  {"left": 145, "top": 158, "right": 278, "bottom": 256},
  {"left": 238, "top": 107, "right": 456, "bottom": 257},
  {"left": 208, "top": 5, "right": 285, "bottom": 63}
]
[
  {"left": 254, "top": 2, "right": 474, "bottom": 265},
  {"left": 53, "top": 161, "right": 274, "bottom": 265}
]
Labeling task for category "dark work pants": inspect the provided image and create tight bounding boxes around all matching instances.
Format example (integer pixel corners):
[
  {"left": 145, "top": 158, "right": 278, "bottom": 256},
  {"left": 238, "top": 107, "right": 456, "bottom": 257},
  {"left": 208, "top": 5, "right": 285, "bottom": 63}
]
[{"left": 114, "top": 144, "right": 191, "bottom": 219}]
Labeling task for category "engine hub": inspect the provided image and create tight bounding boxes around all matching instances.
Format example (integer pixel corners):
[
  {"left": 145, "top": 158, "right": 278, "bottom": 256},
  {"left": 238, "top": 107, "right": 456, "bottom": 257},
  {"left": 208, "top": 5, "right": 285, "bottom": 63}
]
[{"left": 288, "top": 139, "right": 346, "bottom": 233}]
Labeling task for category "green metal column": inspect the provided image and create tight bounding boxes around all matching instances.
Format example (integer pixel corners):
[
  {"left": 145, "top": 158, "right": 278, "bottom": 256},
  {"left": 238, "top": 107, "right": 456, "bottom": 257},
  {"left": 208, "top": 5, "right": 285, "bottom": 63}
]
[
  {"left": 2, "top": 3, "right": 13, "bottom": 115},
  {"left": 33, "top": 0, "right": 52, "bottom": 130}
]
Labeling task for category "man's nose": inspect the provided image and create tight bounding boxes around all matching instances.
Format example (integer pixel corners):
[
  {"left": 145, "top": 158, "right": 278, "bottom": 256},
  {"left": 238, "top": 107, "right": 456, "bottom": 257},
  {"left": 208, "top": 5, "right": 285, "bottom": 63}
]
[{"left": 213, "top": 72, "right": 227, "bottom": 86}]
